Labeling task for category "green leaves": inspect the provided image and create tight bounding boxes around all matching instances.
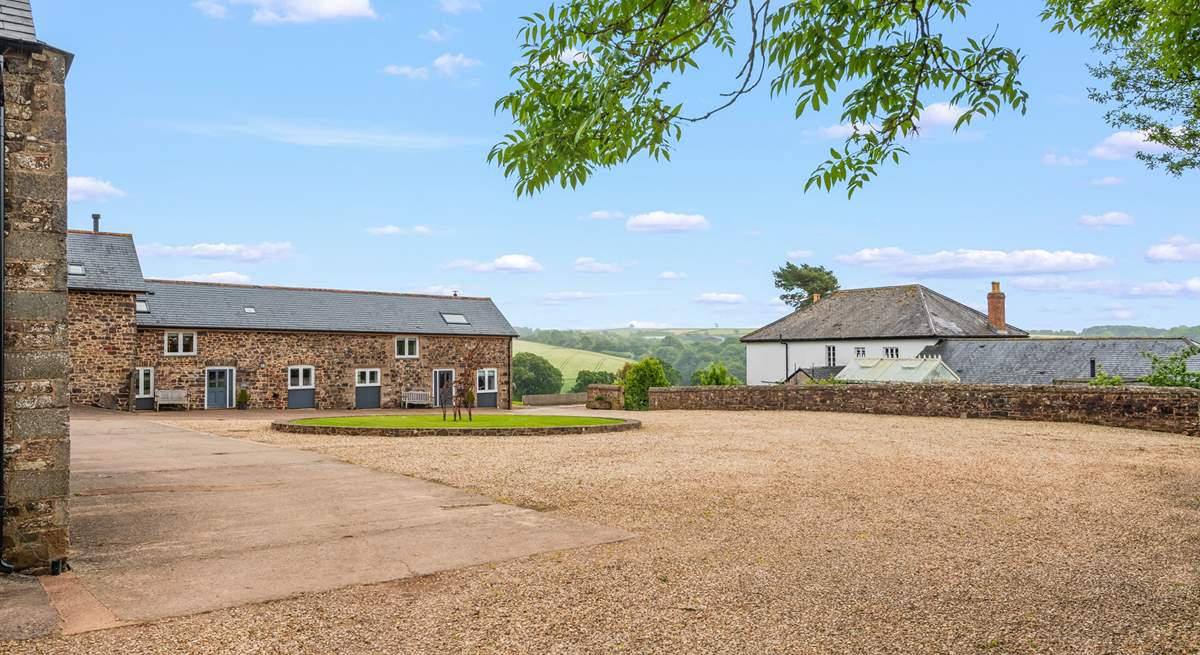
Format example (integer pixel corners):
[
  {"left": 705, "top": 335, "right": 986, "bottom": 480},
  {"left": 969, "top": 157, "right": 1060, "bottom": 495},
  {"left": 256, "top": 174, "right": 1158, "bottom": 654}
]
[{"left": 492, "top": 0, "right": 1029, "bottom": 197}]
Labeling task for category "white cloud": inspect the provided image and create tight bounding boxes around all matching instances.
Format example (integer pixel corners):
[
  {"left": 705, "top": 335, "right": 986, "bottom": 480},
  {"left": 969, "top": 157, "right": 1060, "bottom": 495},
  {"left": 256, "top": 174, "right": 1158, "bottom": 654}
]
[
  {"left": 437, "top": 0, "right": 481, "bottom": 14},
  {"left": 366, "top": 224, "right": 433, "bottom": 236},
  {"left": 804, "top": 123, "right": 875, "bottom": 140},
  {"left": 1089, "top": 130, "right": 1172, "bottom": 160},
  {"left": 178, "top": 271, "right": 252, "bottom": 284},
  {"left": 658, "top": 271, "right": 687, "bottom": 280},
  {"left": 1078, "top": 211, "right": 1134, "bottom": 227},
  {"left": 582, "top": 210, "right": 624, "bottom": 221},
  {"left": 918, "top": 102, "right": 965, "bottom": 127},
  {"left": 557, "top": 47, "right": 590, "bottom": 65},
  {"left": 68, "top": 176, "right": 127, "bottom": 201},
  {"left": 445, "top": 254, "right": 543, "bottom": 273},
  {"left": 382, "top": 64, "right": 429, "bottom": 80},
  {"left": 419, "top": 27, "right": 453, "bottom": 42},
  {"left": 838, "top": 246, "right": 1112, "bottom": 277},
  {"left": 626, "top": 211, "right": 710, "bottom": 233},
  {"left": 696, "top": 292, "right": 747, "bottom": 305},
  {"left": 1012, "top": 275, "right": 1200, "bottom": 299},
  {"left": 1146, "top": 235, "right": 1200, "bottom": 262},
  {"left": 1042, "top": 153, "right": 1087, "bottom": 167},
  {"left": 174, "top": 119, "right": 475, "bottom": 150},
  {"left": 624, "top": 320, "right": 669, "bottom": 329},
  {"left": 541, "top": 291, "right": 607, "bottom": 305},
  {"left": 1103, "top": 302, "right": 1135, "bottom": 321},
  {"left": 139, "top": 241, "right": 295, "bottom": 263},
  {"left": 432, "top": 53, "right": 482, "bottom": 77},
  {"left": 1090, "top": 176, "right": 1125, "bottom": 186},
  {"left": 786, "top": 249, "right": 813, "bottom": 259},
  {"left": 574, "top": 257, "right": 622, "bottom": 273},
  {"left": 415, "top": 284, "right": 459, "bottom": 296},
  {"left": 231, "top": 0, "right": 376, "bottom": 23},
  {"left": 192, "top": 0, "right": 228, "bottom": 18}
]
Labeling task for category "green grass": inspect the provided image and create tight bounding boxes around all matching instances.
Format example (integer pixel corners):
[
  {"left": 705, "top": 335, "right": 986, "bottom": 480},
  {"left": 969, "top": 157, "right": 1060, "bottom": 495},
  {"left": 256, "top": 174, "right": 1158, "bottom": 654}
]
[
  {"left": 513, "top": 340, "right": 634, "bottom": 392},
  {"left": 293, "top": 415, "right": 624, "bottom": 429}
]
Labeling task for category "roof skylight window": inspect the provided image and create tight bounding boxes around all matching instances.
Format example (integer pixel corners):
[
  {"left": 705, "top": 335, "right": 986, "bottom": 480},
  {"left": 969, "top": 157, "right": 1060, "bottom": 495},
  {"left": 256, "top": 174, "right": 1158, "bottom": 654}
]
[
  {"left": 441, "top": 313, "right": 469, "bottom": 325},
  {"left": 68, "top": 263, "right": 86, "bottom": 276}
]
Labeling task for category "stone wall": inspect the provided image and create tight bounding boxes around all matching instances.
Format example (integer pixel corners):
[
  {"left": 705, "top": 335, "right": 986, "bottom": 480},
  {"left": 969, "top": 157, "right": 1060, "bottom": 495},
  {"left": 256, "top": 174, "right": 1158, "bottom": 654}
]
[
  {"left": 586, "top": 384, "right": 625, "bottom": 410},
  {"left": 68, "top": 291, "right": 136, "bottom": 409},
  {"left": 2, "top": 46, "right": 72, "bottom": 572},
  {"left": 649, "top": 384, "right": 1200, "bottom": 437},
  {"left": 136, "top": 328, "right": 512, "bottom": 410},
  {"left": 522, "top": 392, "right": 587, "bottom": 406}
]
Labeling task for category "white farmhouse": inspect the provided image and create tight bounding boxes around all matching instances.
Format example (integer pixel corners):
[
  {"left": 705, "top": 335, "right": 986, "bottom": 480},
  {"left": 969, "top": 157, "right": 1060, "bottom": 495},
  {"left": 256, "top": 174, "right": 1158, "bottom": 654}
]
[{"left": 742, "top": 282, "right": 1024, "bottom": 384}]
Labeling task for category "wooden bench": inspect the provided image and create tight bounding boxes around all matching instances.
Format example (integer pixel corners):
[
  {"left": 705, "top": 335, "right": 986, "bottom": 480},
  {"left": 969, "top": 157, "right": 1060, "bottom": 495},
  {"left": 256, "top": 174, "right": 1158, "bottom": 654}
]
[
  {"left": 154, "top": 389, "right": 190, "bottom": 411},
  {"left": 400, "top": 391, "right": 431, "bottom": 408}
]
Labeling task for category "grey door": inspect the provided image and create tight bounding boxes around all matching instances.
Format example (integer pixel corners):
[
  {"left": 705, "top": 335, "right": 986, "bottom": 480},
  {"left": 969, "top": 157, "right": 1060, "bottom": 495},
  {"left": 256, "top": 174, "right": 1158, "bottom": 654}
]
[
  {"left": 355, "top": 386, "right": 380, "bottom": 409},
  {"left": 477, "top": 392, "right": 497, "bottom": 408},
  {"left": 433, "top": 370, "right": 455, "bottom": 407},
  {"left": 288, "top": 389, "right": 315, "bottom": 409},
  {"left": 206, "top": 369, "right": 230, "bottom": 409}
]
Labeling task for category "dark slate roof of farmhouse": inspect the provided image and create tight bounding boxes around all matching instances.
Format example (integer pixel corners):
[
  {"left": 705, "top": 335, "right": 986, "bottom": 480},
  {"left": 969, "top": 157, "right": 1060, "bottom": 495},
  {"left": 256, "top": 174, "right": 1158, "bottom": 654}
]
[
  {"left": 0, "top": 0, "right": 36, "bottom": 45},
  {"left": 742, "top": 285, "right": 1026, "bottom": 342},
  {"left": 920, "top": 337, "right": 1200, "bottom": 385},
  {"left": 136, "top": 280, "right": 519, "bottom": 337},
  {"left": 65, "top": 231, "right": 147, "bottom": 293}
]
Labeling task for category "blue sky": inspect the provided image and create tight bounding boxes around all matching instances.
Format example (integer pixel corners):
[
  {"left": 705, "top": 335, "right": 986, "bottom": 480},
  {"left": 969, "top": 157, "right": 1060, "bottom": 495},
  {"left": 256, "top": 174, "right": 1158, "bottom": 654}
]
[{"left": 44, "top": 0, "right": 1199, "bottom": 330}]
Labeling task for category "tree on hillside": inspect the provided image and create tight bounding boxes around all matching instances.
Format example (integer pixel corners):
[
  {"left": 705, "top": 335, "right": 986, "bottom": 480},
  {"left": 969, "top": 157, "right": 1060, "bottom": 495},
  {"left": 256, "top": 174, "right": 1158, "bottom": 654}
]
[
  {"left": 774, "top": 263, "right": 839, "bottom": 309},
  {"left": 571, "top": 369, "right": 618, "bottom": 393},
  {"left": 512, "top": 352, "right": 564, "bottom": 400},
  {"left": 624, "top": 358, "right": 673, "bottom": 410},
  {"left": 692, "top": 361, "right": 742, "bottom": 386},
  {"left": 491, "top": 1, "right": 1197, "bottom": 196}
]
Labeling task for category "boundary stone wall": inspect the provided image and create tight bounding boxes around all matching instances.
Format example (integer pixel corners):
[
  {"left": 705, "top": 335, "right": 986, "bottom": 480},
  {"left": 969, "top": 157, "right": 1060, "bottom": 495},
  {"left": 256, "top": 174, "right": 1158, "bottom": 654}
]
[
  {"left": 649, "top": 384, "right": 1200, "bottom": 437},
  {"left": 522, "top": 392, "right": 587, "bottom": 406},
  {"left": 586, "top": 384, "right": 624, "bottom": 410}
]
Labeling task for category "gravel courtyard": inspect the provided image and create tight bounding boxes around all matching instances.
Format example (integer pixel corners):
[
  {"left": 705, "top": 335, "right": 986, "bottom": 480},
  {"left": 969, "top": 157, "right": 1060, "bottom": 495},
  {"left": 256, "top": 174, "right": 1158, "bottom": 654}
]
[{"left": 7, "top": 410, "right": 1200, "bottom": 654}]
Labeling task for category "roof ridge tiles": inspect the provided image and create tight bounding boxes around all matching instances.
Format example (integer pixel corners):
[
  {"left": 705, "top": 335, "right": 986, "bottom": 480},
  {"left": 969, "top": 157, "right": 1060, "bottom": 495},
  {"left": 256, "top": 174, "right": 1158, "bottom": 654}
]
[{"left": 143, "top": 278, "right": 492, "bottom": 302}]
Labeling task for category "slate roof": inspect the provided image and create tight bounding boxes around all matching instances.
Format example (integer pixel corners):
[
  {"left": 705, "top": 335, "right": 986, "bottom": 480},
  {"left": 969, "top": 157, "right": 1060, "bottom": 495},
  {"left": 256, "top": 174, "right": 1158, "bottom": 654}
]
[
  {"left": 0, "top": 0, "right": 36, "bottom": 45},
  {"left": 743, "top": 285, "right": 1026, "bottom": 342},
  {"left": 835, "top": 357, "right": 961, "bottom": 384},
  {"left": 136, "top": 280, "right": 519, "bottom": 338},
  {"left": 65, "top": 231, "right": 147, "bottom": 293},
  {"left": 920, "top": 337, "right": 1200, "bottom": 385}
]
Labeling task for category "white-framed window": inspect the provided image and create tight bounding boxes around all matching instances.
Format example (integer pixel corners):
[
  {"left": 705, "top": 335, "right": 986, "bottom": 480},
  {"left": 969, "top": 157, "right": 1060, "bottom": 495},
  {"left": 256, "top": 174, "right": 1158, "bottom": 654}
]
[
  {"left": 135, "top": 367, "right": 154, "bottom": 398},
  {"left": 854, "top": 347, "right": 866, "bottom": 358},
  {"left": 476, "top": 368, "right": 497, "bottom": 393},
  {"left": 288, "top": 365, "right": 315, "bottom": 389},
  {"left": 825, "top": 345, "right": 837, "bottom": 368},
  {"left": 355, "top": 368, "right": 380, "bottom": 387},
  {"left": 441, "top": 313, "right": 469, "bottom": 325},
  {"left": 135, "top": 299, "right": 150, "bottom": 313},
  {"left": 164, "top": 331, "right": 197, "bottom": 356},
  {"left": 67, "top": 263, "right": 85, "bottom": 276},
  {"left": 883, "top": 347, "right": 900, "bottom": 359},
  {"left": 395, "top": 336, "right": 419, "bottom": 359}
]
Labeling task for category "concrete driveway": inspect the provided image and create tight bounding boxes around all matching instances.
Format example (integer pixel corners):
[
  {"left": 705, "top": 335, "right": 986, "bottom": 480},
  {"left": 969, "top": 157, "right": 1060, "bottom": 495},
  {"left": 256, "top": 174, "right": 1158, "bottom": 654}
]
[{"left": 53, "top": 408, "right": 629, "bottom": 633}]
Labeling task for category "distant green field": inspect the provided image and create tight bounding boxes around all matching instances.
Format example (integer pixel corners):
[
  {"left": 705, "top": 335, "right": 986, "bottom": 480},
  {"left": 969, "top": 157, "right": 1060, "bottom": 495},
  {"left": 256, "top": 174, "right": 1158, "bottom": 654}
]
[{"left": 513, "top": 340, "right": 635, "bottom": 392}]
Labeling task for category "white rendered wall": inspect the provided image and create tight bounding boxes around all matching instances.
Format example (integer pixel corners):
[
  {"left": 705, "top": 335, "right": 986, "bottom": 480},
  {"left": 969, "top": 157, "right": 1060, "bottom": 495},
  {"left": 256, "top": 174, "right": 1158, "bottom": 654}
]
[{"left": 745, "top": 338, "right": 940, "bottom": 384}]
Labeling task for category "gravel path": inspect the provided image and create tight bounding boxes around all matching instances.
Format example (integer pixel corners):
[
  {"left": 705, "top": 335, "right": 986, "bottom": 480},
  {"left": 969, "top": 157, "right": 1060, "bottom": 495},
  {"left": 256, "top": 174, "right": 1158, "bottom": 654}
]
[{"left": 6, "top": 411, "right": 1199, "bottom": 654}]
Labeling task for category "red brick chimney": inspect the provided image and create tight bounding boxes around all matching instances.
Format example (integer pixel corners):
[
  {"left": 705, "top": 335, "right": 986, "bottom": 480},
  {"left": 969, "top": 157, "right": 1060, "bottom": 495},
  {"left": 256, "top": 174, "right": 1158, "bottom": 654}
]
[{"left": 987, "top": 281, "right": 1006, "bottom": 333}]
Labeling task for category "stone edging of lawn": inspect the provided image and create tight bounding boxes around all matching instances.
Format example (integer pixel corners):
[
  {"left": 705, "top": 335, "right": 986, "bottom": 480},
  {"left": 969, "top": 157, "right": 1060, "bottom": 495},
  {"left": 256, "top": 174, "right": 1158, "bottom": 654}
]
[{"left": 270, "top": 418, "right": 642, "bottom": 438}]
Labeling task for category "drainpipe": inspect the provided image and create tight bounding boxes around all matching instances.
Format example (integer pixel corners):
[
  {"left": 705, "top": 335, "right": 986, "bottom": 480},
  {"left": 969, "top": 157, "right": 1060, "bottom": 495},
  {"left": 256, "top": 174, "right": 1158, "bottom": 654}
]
[
  {"left": 0, "top": 51, "right": 13, "bottom": 575},
  {"left": 779, "top": 333, "right": 789, "bottom": 382}
]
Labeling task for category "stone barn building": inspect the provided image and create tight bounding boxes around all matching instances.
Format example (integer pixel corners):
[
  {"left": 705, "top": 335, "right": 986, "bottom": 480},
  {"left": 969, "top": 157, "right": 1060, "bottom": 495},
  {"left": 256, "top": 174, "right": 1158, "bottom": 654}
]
[
  {"left": 66, "top": 225, "right": 517, "bottom": 412},
  {"left": 2, "top": 0, "right": 73, "bottom": 573}
]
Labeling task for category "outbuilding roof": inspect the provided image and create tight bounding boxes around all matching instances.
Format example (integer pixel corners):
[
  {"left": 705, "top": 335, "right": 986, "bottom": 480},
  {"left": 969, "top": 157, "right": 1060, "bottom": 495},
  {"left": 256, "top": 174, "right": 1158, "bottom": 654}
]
[
  {"left": 835, "top": 357, "right": 961, "bottom": 384},
  {"left": 0, "top": 0, "right": 36, "bottom": 45},
  {"left": 135, "top": 280, "right": 519, "bottom": 338},
  {"left": 743, "top": 284, "right": 1026, "bottom": 342},
  {"left": 65, "top": 231, "right": 148, "bottom": 293},
  {"left": 919, "top": 337, "right": 1200, "bottom": 385}
]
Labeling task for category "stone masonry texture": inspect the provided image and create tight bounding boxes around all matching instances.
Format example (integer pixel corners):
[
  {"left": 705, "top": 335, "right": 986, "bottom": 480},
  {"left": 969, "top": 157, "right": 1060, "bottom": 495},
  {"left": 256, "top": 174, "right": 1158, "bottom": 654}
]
[
  {"left": 3, "top": 46, "right": 72, "bottom": 573},
  {"left": 135, "top": 329, "right": 513, "bottom": 411},
  {"left": 586, "top": 384, "right": 625, "bottom": 410},
  {"left": 68, "top": 291, "right": 136, "bottom": 410},
  {"left": 649, "top": 384, "right": 1200, "bottom": 437}
]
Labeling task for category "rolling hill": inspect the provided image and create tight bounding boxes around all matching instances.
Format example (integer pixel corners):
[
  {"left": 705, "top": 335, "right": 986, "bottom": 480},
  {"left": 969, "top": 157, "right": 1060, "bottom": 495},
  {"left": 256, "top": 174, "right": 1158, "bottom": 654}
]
[{"left": 513, "top": 340, "right": 635, "bottom": 392}]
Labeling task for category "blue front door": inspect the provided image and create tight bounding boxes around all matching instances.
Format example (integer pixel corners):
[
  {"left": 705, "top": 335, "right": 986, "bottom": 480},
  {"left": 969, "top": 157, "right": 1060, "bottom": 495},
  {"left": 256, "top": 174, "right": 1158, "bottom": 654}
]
[{"left": 206, "top": 369, "right": 231, "bottom": 409}]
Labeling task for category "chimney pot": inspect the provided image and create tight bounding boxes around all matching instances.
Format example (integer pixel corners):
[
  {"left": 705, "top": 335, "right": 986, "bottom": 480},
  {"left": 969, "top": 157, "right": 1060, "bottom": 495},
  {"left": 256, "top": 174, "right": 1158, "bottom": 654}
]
[
  {"left": 987, "top": 281, "right": 1007, "bottom": 334},
  {"left": 91, "top": 213, "right": 101, "bottom": 232},
  {"left": 811, "top": 293, "right": 821, "bottom": 304}
]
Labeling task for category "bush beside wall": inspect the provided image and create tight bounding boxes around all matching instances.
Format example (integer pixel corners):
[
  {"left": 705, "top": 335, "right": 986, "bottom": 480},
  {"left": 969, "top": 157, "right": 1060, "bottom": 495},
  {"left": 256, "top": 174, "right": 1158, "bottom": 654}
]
[{"left": 649, "top": 384, "right": 1200, "bottom": 437}]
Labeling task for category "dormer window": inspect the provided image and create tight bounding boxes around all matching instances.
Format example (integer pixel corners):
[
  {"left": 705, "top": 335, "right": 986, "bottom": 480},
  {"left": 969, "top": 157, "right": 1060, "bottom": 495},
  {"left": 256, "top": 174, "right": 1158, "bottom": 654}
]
[
  {"left": 441, "top": 313, "right": 469, "bottom": 325},
  {"left": 135, "top": 299, "right": 150, "bottom": 313},
  {"left": 68, "top": 263, "right": 86, "bottom": 276}
]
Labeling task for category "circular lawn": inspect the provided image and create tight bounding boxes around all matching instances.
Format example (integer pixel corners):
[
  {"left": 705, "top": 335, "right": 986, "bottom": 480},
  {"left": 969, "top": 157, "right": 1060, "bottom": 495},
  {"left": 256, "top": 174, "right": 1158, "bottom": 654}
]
[{"left": 271, "top": 414, "right": 640, "bottom": 437}]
